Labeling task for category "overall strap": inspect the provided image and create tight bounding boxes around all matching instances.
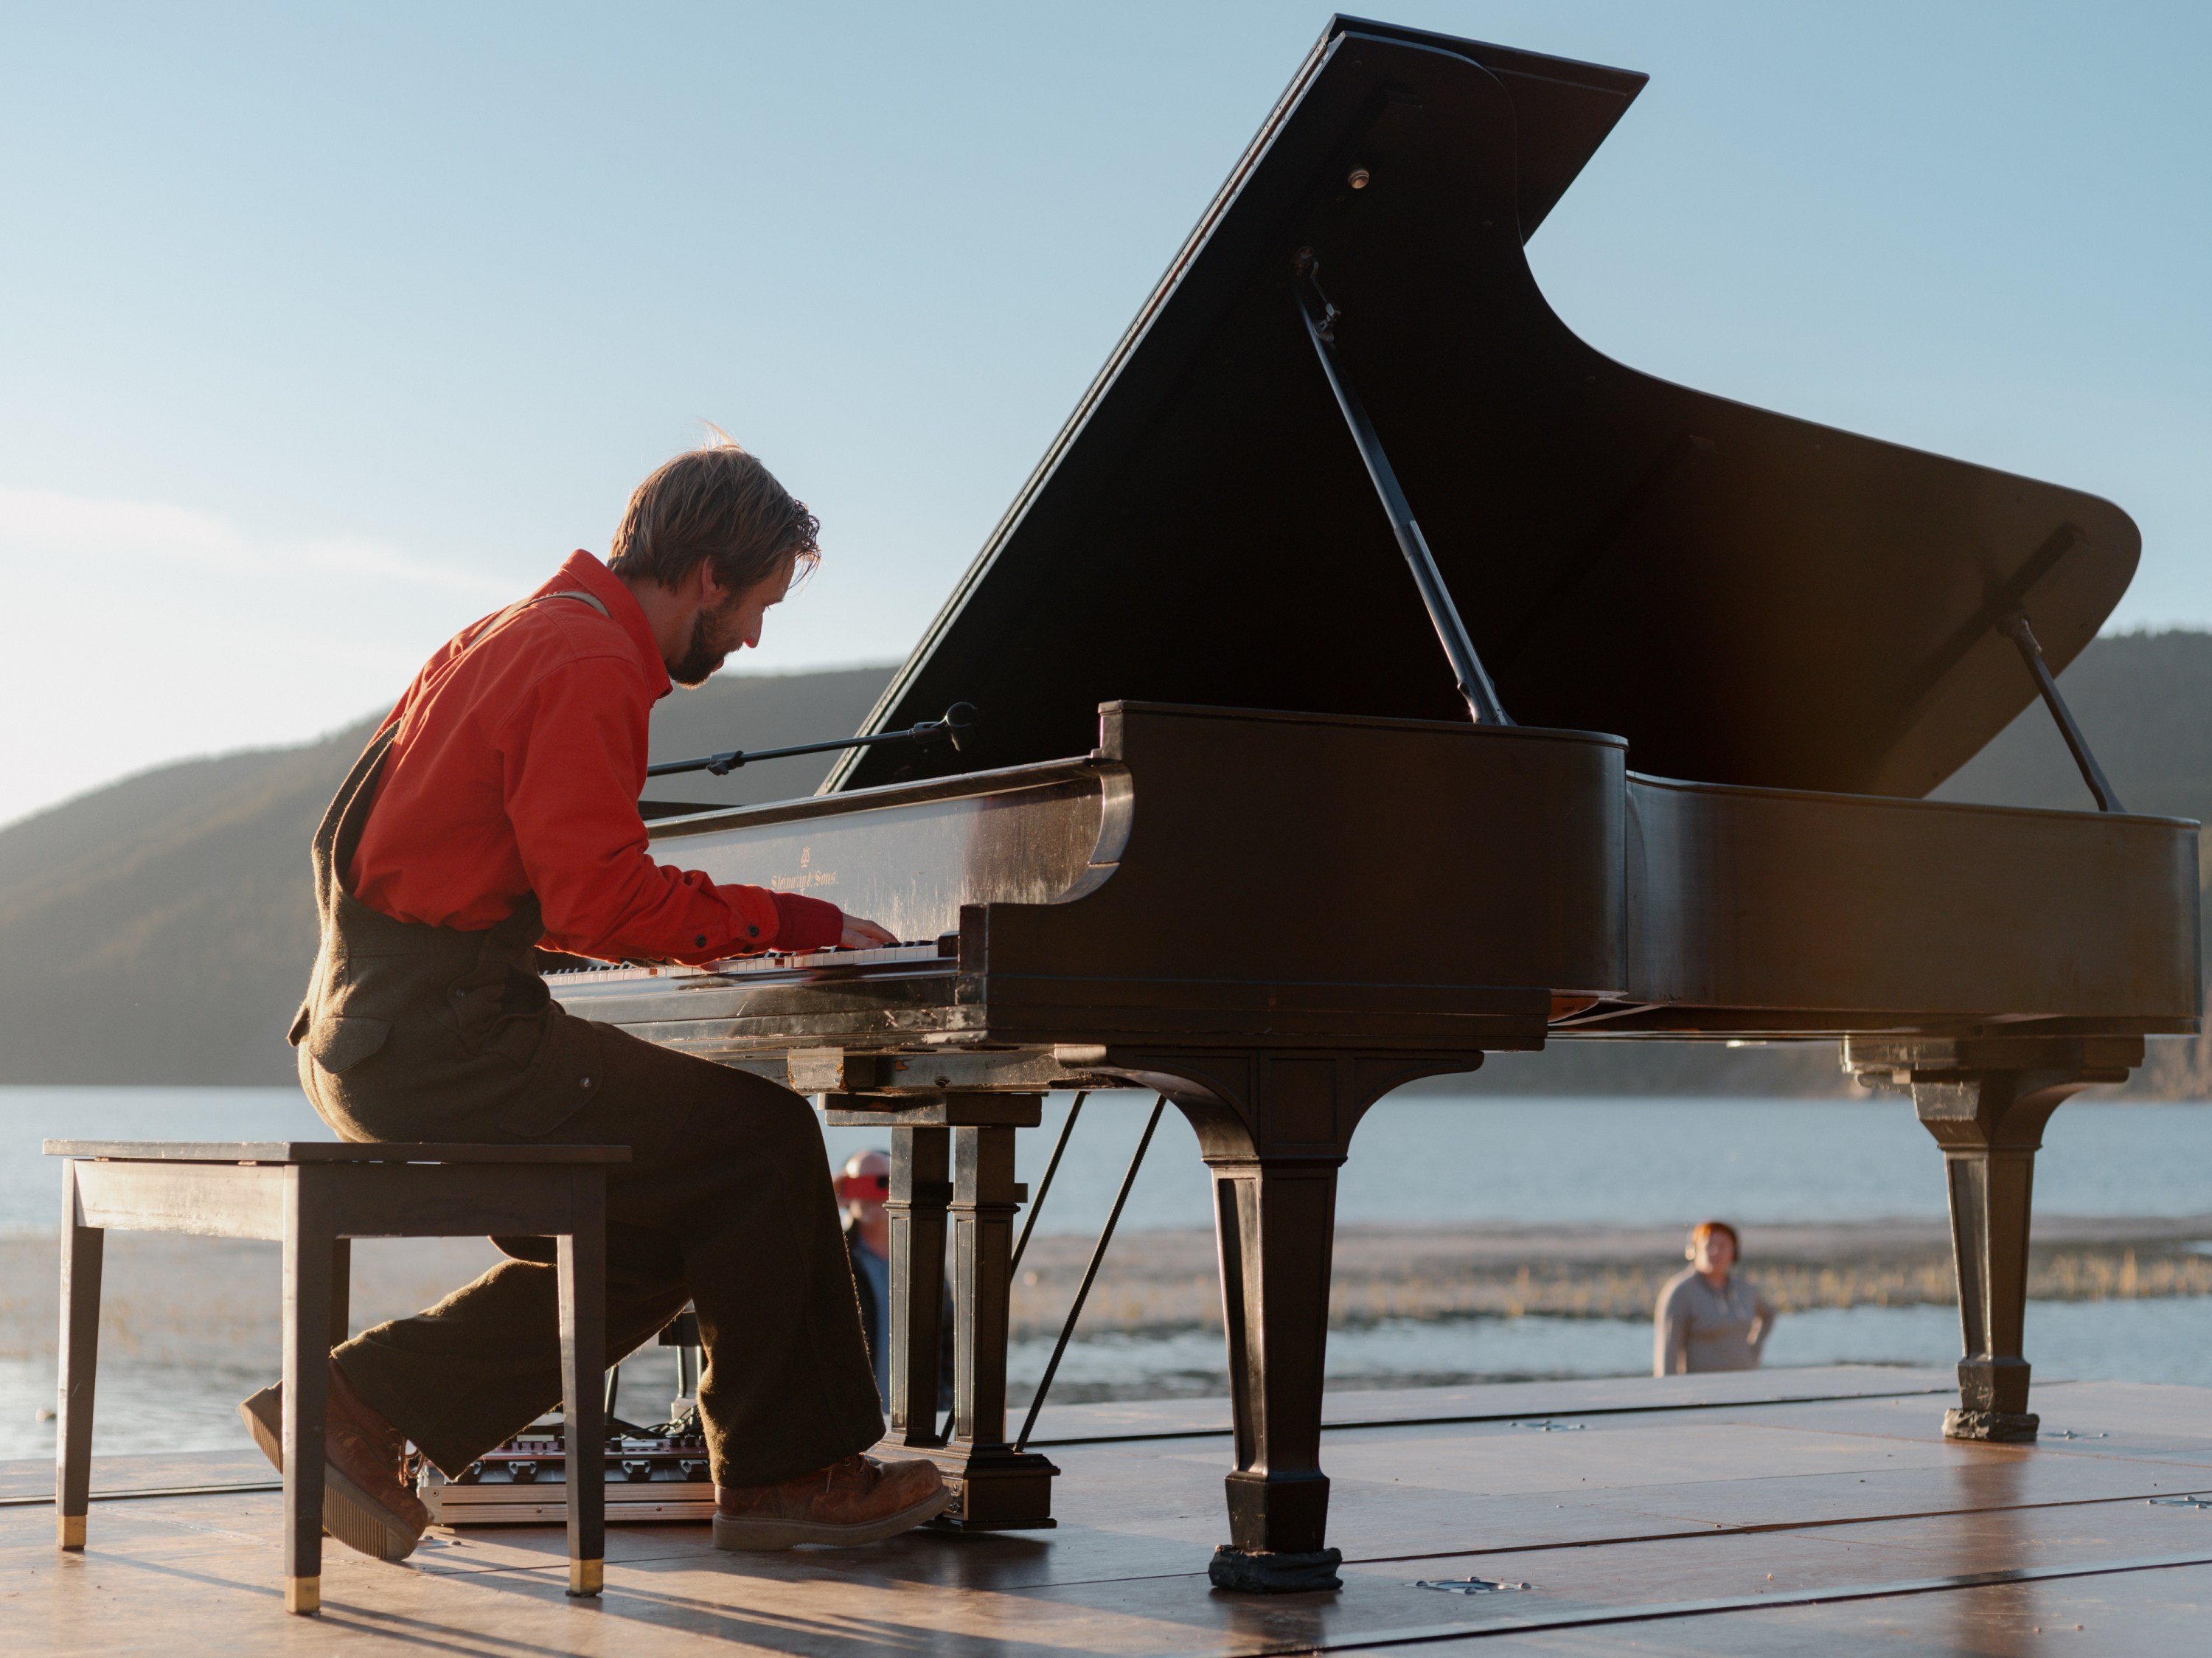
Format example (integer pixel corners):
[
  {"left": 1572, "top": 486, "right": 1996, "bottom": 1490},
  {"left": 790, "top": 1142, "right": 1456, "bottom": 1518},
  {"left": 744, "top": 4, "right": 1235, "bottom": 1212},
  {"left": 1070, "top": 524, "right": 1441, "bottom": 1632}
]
[
  {"left": 529, "top": 589, "right": 611, "bottom": 618},
  {"left": 311, "top": 588, "right": 607, "bottom": 905},
  {"left": 307, "top": 586, "right": 607, "bottom": 947},
  {"left": 311, "top": 725, "right": 400, "bottom": 923}
]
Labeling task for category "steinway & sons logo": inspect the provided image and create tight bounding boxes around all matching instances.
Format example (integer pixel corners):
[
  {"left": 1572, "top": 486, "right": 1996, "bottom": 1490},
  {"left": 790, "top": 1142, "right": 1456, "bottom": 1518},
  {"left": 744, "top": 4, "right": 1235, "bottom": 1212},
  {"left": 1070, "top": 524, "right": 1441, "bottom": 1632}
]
[{"left": 771, "top": 844, "right": 838, "bottom": 893}]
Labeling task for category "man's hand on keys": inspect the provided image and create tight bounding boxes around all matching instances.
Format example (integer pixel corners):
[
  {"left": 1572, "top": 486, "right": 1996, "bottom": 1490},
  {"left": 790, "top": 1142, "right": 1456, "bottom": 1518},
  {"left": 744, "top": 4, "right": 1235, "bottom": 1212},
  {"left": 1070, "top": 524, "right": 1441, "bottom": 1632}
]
[{"left": 839, "top": 915, "right": 899, "bottom": 949}]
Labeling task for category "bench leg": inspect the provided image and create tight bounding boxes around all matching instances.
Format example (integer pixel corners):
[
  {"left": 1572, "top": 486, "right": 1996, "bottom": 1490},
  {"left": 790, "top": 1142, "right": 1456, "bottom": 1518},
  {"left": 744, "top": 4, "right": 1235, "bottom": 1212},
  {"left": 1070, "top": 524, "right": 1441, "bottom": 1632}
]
[
  {"left": 282, "top": 1168, "right": 334, "bottom": 1614},
  {"left": 559, "top": 1171, "right": 606, "bottom": 1597},
  {"left": 55, "top": 1161, "right": 102, "bottom": 1551}
]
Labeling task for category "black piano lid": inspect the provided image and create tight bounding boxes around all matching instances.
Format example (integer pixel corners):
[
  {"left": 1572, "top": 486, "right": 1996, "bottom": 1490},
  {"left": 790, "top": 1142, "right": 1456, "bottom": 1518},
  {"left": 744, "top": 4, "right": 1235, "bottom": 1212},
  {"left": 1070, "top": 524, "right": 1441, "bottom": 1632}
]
[{"left": 832, "top": 15, "right": 2138, "bottom": 801}]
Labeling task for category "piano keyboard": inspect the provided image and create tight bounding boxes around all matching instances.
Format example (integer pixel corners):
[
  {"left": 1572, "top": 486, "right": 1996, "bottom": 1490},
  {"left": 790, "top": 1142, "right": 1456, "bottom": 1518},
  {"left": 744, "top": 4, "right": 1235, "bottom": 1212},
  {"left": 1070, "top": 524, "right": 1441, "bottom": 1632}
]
[{"left": 545, "top": 940, "right": 951, "bottom": 984}]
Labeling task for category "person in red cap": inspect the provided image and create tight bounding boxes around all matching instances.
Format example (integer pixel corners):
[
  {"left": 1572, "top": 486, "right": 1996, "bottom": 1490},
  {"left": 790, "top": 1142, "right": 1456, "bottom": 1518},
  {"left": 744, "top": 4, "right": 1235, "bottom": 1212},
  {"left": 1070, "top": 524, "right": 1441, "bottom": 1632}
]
[
  {"left": 839, "top": 1148, "right": 897, "bottom": 1401},
  {"left": 248, "top": 435, "right": 948, "bottom": 1564},
  {"left": 838, "top": 1148, "right": 956, "bottom": 1409}
]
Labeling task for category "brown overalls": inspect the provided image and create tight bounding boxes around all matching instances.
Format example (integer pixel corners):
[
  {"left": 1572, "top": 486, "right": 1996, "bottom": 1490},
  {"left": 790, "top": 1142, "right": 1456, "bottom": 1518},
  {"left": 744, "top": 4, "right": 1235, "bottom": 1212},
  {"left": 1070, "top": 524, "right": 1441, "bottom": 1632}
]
[{"left": 291, "top": 715, "right": 883, "bottom": 1485}]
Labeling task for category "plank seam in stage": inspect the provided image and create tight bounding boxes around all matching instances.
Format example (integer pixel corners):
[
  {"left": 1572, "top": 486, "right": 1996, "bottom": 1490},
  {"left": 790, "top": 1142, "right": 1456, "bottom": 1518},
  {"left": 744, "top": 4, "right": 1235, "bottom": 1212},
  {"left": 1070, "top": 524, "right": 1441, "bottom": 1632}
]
[
  {"left": 398, "top": 1486, "right": 2212, "bottom": 1593},
  {"left": 0, "top": 1480, "right": 282, "bottom": 1509},
  {"left": 1338, "top": 1486, "right": 2212, "bottom": 1567},
  {"left": 1217, "top": 1550, "right": 2212, "bottom": 1656},
  {"left": 844, "top": 1489, "right": 2212, "bottom": 1596},
  {"left": 1031, "top": 1383, "right": 1952, "bottom": 1447},
  {"left": 0, "top": 1381, "right": 1958, "bottom": 1508}
]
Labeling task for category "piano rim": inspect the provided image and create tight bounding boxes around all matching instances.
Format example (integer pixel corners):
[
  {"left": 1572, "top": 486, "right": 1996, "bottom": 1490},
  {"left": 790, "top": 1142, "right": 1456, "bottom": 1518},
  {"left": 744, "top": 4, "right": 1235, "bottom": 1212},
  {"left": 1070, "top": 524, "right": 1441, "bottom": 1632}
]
[
  {"left": 636, "top": 707, "right": 2203, "bottom": 842},
  {"left": 598, "top": 706, "right": 2200, "bottom": 1046}
]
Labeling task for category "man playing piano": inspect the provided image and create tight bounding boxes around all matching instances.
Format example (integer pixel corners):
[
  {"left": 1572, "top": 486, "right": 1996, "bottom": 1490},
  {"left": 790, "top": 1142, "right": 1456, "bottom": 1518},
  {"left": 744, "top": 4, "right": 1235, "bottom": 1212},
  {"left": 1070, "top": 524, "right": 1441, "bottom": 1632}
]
[{"left": 250, "top": 435, "right": 951, "bottom": 1561}]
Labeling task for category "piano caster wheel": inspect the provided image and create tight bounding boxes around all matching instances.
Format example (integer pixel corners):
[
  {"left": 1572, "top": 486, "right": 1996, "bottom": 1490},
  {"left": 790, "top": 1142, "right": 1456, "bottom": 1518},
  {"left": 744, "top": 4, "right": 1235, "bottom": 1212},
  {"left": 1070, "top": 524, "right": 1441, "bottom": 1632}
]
[
  {"left": 1208, "top": 1545, "right": 1343, "bottom": 1595},
  {"left": 1944, "top": 1409, "right": 2039, "bottom": 1443}
]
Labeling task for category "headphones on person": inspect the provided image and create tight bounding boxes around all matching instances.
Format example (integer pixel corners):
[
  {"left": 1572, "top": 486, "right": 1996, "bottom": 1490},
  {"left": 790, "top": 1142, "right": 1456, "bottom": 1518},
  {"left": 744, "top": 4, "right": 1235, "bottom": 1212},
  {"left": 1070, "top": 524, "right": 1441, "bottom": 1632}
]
[{"left": 1684, "top": 1221, "right": 1739, "bottom": 1262}]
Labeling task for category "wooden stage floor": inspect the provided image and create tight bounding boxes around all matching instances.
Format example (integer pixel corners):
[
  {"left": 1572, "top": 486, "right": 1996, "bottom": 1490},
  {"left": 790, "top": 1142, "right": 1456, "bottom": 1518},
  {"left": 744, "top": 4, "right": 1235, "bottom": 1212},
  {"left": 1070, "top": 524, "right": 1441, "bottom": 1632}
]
[{"left": 8, "top": 1366, "right": 2212, "bottom": 1655}]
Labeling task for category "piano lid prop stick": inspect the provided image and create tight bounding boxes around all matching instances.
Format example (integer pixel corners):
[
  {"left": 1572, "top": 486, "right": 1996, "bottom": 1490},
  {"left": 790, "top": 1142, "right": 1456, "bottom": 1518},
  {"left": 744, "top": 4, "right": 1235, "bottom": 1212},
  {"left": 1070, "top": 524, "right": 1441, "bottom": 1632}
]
[
  {"left": 2000, "top": 612, "right": 2124, "bottom": 814},
  {"left": 1292, "top": 252, "right": 1510, "bottom": 727},
  {"left": 1011, "top": 1091, "right": 1087, "bottom": 1278},
  {"left": 645, "top": 702, "right": 977, "bottom": 779},
  {"left": 1014, "top": 1094, "right": 1166, "bottom": 1454}
]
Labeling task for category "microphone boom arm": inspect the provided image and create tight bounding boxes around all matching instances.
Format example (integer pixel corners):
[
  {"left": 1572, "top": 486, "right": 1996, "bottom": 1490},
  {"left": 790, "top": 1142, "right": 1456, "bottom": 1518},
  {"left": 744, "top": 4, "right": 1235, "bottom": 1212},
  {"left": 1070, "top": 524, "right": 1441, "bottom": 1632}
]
[{"left": 646, "top": 703, "right": 978, "bottom": 779}]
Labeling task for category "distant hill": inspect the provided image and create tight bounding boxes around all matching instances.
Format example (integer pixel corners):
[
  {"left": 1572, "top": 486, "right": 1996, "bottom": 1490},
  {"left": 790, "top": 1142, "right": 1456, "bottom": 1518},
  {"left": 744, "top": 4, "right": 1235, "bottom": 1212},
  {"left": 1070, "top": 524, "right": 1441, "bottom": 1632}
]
[
  {"left": 1, "top": 639, "right": 2203, "bottom": 1093},
  {"left": 1934, "top": 628, "right": 2212, "bottom": 826}
]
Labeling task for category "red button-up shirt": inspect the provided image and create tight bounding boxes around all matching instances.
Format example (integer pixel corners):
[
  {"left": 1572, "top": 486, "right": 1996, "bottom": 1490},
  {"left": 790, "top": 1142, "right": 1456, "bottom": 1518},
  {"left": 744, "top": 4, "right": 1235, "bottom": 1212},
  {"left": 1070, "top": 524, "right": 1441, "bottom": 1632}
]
[{"left": 347, "top": 550, "right": 844, "bottom": 962}]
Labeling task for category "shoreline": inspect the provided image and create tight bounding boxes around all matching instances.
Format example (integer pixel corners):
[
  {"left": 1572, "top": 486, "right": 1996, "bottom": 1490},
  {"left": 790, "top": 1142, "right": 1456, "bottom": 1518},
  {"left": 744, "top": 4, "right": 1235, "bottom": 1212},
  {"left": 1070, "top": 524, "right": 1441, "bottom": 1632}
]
[
  {"left": 8, "top": 1218, "right": 2206, "bottom": 1367},
  {"left": 1004, "top": 1215, "right": 2212, "bottom": 1338}
]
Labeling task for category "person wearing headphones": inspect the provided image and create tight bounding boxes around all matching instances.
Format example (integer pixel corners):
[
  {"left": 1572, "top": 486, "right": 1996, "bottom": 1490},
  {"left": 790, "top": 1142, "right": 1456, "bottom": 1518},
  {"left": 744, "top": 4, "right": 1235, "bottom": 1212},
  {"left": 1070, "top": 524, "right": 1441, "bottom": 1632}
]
[{"left": 1655, "top": 1219, "right": 1777, "bottom": 1374}]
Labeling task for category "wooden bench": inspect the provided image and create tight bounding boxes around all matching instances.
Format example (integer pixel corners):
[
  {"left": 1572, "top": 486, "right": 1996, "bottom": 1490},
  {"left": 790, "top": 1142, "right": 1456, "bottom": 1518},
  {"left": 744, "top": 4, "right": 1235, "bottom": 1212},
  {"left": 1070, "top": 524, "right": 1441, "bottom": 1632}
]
[{"left": 44, "top": 1139, "right": 629, "bottom": 1614}]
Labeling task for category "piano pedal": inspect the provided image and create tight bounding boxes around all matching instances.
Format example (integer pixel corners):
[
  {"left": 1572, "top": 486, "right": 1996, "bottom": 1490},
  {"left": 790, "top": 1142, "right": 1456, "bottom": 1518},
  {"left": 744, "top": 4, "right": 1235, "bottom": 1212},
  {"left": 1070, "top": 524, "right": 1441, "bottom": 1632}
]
[{"left": 894, "top": 1443, "right": 1060, "bottom": 1533}]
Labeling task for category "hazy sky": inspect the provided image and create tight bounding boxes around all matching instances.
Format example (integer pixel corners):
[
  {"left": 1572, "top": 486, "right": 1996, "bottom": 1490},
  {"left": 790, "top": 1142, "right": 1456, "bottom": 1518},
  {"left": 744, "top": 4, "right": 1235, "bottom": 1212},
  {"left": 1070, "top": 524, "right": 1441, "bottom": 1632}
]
[{"left": 2, "top": 2, "right": 2206, "bottom": 828}]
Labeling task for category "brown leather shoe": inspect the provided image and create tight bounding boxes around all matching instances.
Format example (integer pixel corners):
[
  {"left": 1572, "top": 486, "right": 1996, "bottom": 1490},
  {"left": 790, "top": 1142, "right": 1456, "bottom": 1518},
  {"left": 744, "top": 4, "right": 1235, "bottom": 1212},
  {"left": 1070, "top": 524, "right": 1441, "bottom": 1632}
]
[
  {"left": 713, "top": 1452, "right": 953, "bottom": 1550},
  {"left": 239, "top": 1364, "right": 430, "bottom": 1562}
]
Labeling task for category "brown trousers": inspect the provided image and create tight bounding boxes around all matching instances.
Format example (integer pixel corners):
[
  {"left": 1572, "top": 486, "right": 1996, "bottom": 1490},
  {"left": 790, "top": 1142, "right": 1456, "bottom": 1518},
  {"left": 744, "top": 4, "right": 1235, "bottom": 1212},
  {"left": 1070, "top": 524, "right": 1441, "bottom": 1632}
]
[
  {"left": 309, "top": 1023, "right": 885, "bottom": 1487},
  {"left": 292, "top": 720, "right": 882, "bottom": 1488}
]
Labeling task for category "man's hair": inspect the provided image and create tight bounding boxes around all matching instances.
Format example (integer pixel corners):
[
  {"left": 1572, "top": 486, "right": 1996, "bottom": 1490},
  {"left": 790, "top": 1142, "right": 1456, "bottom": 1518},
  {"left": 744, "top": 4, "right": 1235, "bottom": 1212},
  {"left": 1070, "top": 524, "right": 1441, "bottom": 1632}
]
[
  {"left": 1688, "top": 1219, "right": 1740, "bottom": 1254},
  {"left": 608, "top": 432, "right": 821, "bottom": 595}
]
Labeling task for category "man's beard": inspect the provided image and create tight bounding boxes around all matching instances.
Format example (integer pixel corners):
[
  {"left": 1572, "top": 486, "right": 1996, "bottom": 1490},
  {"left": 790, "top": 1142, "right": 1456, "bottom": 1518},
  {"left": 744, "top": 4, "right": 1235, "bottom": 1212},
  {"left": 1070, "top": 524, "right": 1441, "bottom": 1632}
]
[{"left": 669, "top": 603, "right": 736, "bottom": 687}]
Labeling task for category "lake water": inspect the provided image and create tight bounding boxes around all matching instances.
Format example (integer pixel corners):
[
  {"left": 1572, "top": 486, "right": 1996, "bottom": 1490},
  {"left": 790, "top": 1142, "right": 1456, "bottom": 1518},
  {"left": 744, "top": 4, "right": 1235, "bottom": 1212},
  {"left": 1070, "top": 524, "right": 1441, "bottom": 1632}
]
[
  {"left": 4, "top": 1085, "right": 2208, "bottom": 1462},
  {"left": 10, "top": 1083, "right": 2212, "bottom": 1236}
]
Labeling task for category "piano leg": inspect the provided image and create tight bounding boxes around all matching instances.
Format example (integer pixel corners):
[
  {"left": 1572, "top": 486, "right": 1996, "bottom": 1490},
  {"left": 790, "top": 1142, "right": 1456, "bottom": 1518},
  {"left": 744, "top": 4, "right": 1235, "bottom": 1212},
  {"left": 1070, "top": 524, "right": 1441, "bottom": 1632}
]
[
  {"left": 1119, "top": 1050, "right": 1477, "bottom": 1593},
  {"left": 1846, "top": 1036, "right": 2138, "bottom": 1443},
  {"left": 883, "top": 1124, "right": 951, "bottom": 1451},
  {"left": 936, "top": 1116, "right": 1060, "bottom": 1529},
  {"left": 1205, "top": 1148, "right": 1343, "bottom": 1591},
  {"left": 827, "top": 1091, "right": 1054, "bottom": 1527}
]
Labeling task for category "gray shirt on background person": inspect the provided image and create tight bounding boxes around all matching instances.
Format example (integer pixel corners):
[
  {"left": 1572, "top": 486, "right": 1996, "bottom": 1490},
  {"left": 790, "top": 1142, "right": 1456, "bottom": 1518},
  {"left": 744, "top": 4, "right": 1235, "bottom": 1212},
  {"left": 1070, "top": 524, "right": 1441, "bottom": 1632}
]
[{"left": 1654, "top": 1267, "right": 1776, "bottom": 1374}]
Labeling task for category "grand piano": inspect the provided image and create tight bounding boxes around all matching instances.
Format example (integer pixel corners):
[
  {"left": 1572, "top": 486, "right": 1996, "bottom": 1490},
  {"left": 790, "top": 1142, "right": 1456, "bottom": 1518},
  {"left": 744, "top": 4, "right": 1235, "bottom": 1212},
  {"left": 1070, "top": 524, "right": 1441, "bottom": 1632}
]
[{"left": 554, "top": 16, "right": 2202, "bottom": 1592}]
